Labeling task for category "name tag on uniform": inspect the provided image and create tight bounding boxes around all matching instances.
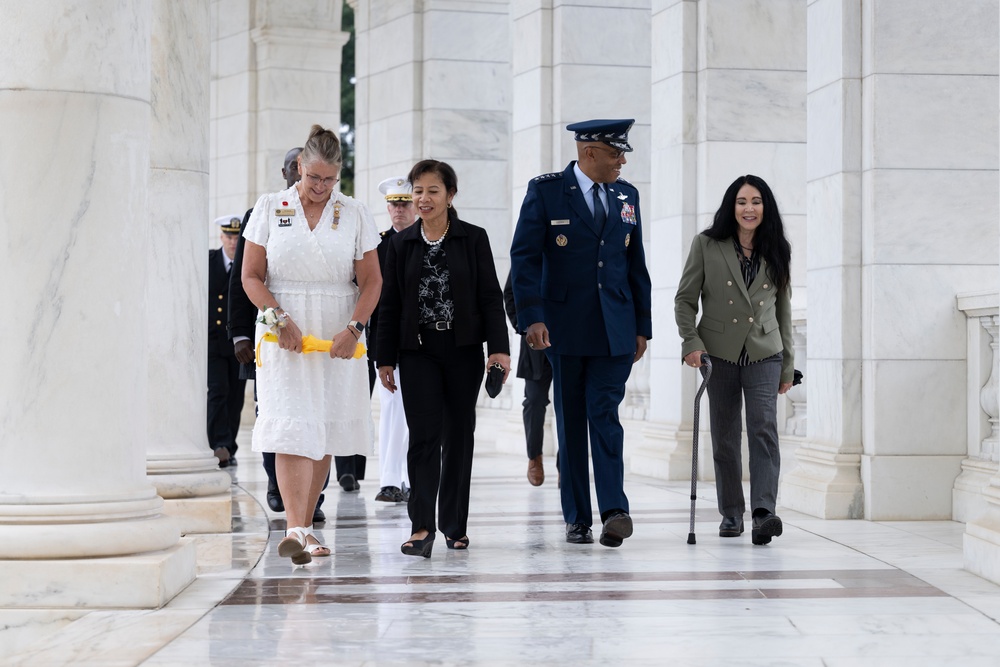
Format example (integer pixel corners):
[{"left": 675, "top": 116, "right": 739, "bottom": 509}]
[
  {"left": 550, "top": 219, "right": 570, "bottom": 226},
  {"left": 275, "top": 208, "right": 295, "bottom": 217}
]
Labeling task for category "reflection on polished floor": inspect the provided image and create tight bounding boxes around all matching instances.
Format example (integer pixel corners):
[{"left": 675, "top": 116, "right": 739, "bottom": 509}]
[{"left": 5, "top": 446, "right": 1000, "bottom": 666}]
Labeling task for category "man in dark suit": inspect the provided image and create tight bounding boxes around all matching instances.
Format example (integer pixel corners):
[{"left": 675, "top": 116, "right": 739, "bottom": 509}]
[
  {"left": 227, "top": 147, "right": 328, "bottom": 523},
  {"left": 370, "top": 176, "right": 415, "bottom": 504},
  {"left": 510, "top": 119, "right": 652, "bottom": 548},
  {"left": 502, "top": 271, "right": 553, "bottom": 486},
  {"left": 209, "top": 215, "right": 247, "bottom": 468}
]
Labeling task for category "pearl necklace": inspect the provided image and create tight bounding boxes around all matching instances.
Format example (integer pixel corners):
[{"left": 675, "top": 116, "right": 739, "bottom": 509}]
[{"left": 420, "top": 220, "right": 450, "bottom": 246}]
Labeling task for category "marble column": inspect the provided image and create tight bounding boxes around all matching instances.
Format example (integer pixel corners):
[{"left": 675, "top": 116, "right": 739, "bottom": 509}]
[
  {"left": 0, "top": 0, "right": 194, "bottom": 608},
  {"left": 354, "top": 0, "right": 514, "bottom": 444},
  {"left": 146, "top": 0, "right": 233, "bottom": 533},
  {"left": 635, "top": 0, "right": 806, "bottom": 480},
  {"left": 211, "top": 0, "right": 347, "bottom": 229},
  {"left": 780, "top": 0, "right": 864, "bottom": 519},
  {"left": 506, "top": 0, "right": 652, "bottom": 455},
  {"left": 855, "top": 0, "right": 996, "bottom": 520},
  {"left": 352, "top": 0, "right": 423, "bottom": 230}
]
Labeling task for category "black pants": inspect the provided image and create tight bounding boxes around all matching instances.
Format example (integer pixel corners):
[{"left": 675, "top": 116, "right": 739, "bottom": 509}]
[
  {"left": 399, "top": 329, "right": 484, "bottom": 539},
  {"left": 523, "top": 369, "right": 552, "bottom": 460},
  {"left": 207, "top": 352, "right": 246, "bottom": 455}
]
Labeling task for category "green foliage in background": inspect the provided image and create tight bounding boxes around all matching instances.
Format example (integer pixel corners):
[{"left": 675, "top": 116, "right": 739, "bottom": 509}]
[{"left": 340, "top": 2, "right": 355, "bottom": 196}]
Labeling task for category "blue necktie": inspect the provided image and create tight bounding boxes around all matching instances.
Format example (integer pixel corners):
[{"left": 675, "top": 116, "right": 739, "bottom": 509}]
[{"left": 592, "top": 184, "right": 607, "bottom": 230}]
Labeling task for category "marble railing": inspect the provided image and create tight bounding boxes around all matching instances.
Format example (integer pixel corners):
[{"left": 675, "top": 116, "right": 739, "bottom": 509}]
[
  {"left": 954, "top": 292, "right": 1000, "bottom": 522},
  {"left": 784, "top": 311, "right": 807, "bottom": 437}
]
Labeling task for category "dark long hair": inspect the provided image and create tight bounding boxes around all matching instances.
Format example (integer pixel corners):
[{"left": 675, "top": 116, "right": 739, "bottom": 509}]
[
  {"left": 703, "top": 174, "right": 791, "bottom": 292},
  {"left": 408, "top": 159, "right": 459, "bottom": 224}
]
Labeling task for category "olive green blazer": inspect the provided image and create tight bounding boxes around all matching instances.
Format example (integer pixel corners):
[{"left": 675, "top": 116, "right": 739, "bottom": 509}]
[{"left": 674, "top": 234, "right": 794, "bottom": 383}]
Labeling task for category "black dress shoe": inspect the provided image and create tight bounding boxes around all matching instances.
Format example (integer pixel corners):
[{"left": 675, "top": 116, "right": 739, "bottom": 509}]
[
  {"left": 228, "top": 454, "right": 238, "bottom": 466},
  {"left": 565, "top": 523, "right": 594, "bottom": 544},
  {"left": 338, "top": 474, "right": 360, "bottom": 492},
  {"left": 599, "top": 511, "right": 633, "bottom": 548},
  {"left": 266, "top": 485, "right": 284, "bottom": 512},
  {"left": 375, "top": 486, "right": 401, "bottom": 502},
  {"left": 751, "top": 511, "right": 783, "bottom": 546},
  {"left": 213, "top": 447, "right": 231, "bottom": 468},
  {"left": 719, "top": 516, "right": 744, "bottom": 537}
]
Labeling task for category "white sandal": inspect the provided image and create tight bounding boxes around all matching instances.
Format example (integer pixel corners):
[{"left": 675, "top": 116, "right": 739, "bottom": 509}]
[
  {"left": 304, "top": 526, "right": 331, "bottom": 558},
  {"left": 278, "top": 526, "right": 311, "bottom": 564}
]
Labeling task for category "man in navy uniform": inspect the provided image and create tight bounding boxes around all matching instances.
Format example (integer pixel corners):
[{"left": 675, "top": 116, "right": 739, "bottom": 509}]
[
  {"left": 510, "top": 119, "right": 652, "bottom": 547},
  {"left": 370, "top": 176, "right": 416, "bottom": 503},
  {"left": 209, "top": 215, "right": 248, "bottom": 468}
]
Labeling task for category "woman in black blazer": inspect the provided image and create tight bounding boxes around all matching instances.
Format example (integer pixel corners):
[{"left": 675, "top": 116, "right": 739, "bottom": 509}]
[{"left": 376, "top": 159, "right": 511, "bottom": 558}]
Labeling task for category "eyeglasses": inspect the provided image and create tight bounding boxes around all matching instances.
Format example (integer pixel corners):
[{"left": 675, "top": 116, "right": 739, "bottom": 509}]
[
  {"left": 304, "top": 173, "right": 340, "bottom": 187},
  {"left": 590, "top": 145, "right": 625, "bottom": 160}
]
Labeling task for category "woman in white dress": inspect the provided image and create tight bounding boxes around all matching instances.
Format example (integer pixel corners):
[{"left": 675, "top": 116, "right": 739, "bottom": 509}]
[{"left": 242, "top": 125, "right": 382, "bottom": 564}]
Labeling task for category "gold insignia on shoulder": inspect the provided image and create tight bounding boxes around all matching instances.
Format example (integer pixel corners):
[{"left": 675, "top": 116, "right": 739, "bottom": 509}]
[{"left": 556, "top": 234, "right": 568, "bottom": 247}]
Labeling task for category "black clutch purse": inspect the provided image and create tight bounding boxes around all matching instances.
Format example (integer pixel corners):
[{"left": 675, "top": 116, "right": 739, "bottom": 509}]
[
  {"left": 793, "top": 369, "right": 803, "bottom": 386},
  {"left": 484, "top": 362, "right": 504, "bottom": 398}
]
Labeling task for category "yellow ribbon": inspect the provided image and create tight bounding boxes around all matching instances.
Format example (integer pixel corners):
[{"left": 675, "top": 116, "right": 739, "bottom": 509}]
[{"left": 256, "top": 332, "right": 366, "bottom": 367}]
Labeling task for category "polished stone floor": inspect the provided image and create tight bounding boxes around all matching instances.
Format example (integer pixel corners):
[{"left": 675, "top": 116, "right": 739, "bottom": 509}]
[{"left": 5, "top": 445, "right": 1000, "bottom": 666}]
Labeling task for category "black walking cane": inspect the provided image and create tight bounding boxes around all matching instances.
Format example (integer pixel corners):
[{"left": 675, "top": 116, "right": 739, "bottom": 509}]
[{"left": 687, "top": 354, "right": 712, "bottom": 545}]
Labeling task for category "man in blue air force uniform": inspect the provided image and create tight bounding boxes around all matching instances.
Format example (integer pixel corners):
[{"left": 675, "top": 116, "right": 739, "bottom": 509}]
[{"left": 510, "top": 119, "right": 652, "bottom": 547}]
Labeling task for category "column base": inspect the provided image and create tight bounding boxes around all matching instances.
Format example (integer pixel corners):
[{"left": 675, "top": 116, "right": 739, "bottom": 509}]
[
  {"left": 965, "top": 505, "right": 1000, "bottom": 584},
  {"left": 862, "top": 454, "right": 964, "bottom": 520},
  {"left": 0, "top": 540, "right": 196, "bottom": 609},
  {"left": 953, "top": 457, "right": 999, "bottom": 523},
  {"left": 162, "top": 493, "right": 233, "bottom": 534},
  {"left": 629, "top": 421, "right": 713, "bottom": 482},
  {"left": 147, "top": 467, "right": 233, "bottom": 500},
  {"left": 779, "top": 443, "right": 864, "bottom": 518}
]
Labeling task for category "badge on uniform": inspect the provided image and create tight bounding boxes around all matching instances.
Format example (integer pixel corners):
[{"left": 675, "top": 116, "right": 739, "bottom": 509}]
[
  {"left": 276, "top": 203, "right": 293, "bottom": 228},
  {"left": 625, "top": 233, "right": 631, "bottom": 247},
  {"left": 332, "top": 203, "right": 341, "bottom": 230},
  {"left": 621, "top": 202, "right": 636, "bottom": 225},
  {"left": 556, "top": 234, "right": 568, "bottom": 247},
  {"left": 550, "top": 219, "right": 570, "bottom": 226}
]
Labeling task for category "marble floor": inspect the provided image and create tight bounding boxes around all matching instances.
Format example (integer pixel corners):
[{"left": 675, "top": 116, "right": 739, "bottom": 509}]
[{"left": 5, "top": 447, "right": 1000, "bottom": 666}]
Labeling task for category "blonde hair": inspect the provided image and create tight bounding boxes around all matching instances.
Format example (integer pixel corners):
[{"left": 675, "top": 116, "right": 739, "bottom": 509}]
[{"left": 300, "top": 124, "right": 342, "bottom": 167}]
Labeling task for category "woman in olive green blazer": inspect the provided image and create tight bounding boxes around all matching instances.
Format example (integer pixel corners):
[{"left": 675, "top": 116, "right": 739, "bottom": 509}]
[{"left": 674, "top": 174, "right": 793, "bottom": 546}]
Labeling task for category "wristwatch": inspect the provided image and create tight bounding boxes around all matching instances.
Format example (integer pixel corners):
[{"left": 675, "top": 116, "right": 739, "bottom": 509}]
[{"left": 348, "top": 320, "right": 365, "bottom": 336}]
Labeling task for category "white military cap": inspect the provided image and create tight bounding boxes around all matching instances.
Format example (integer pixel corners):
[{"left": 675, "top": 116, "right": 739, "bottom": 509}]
[
  {"left": 215, "top": 214, "right": 242, "bottom": 234},
  {"left": 378, "top": 176, "right": 412, "bottom": 202}
]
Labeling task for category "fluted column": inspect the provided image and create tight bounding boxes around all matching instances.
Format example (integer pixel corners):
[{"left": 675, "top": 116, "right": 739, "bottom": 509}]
[
  {"left": 146, "top": 0, "right": 232, "bottom": 532},
  {"left": 0, "top": 0, "right": 194, "bottom": 608}
]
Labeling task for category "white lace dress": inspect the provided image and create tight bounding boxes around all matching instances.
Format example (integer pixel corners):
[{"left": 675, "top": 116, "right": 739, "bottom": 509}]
[{"left": 244, "top": 184, "right": 380, "bottom": 460}]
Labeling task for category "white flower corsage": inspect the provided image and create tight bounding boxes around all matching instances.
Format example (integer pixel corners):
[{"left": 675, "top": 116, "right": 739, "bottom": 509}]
[{"left": 258, "top": 307, "right": 289, "bottom": 331}]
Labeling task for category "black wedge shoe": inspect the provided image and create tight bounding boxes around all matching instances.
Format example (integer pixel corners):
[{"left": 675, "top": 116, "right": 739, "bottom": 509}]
[
  {"left": 401, "top": 533, "right": 435, "bottom": 558},
  {"left": 445, "top": 536, "right": 469, "bottom": 550}
]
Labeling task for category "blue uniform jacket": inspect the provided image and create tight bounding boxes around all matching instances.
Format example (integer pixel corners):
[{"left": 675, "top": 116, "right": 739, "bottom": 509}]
[{"left": 510, "top": 162, "right": 652, "bottom": 357}]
